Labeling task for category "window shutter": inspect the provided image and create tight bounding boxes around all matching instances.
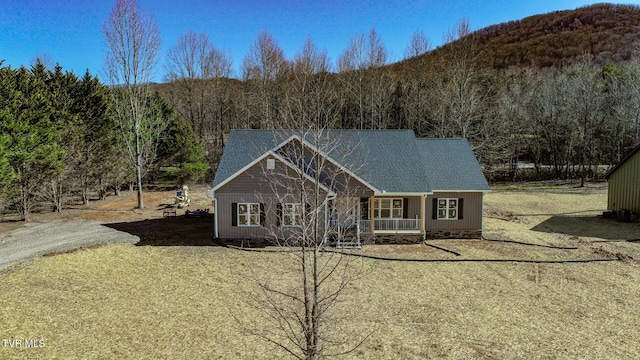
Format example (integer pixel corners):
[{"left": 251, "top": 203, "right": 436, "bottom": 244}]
[
  {"left": 403, "top": 198, "right": 409, "bottom": 218},
  {"left": 458, "top": 198, "right": 464, "bottom": 220},
  {"left": 232, "top": 203, "right": 238, "bottom": 227},
  {"left": 360, "top": 198, "right": 369, "bottom": 220},
  {"left": 432, "top": 198, "right": 438, "bottom": 219},
  {"left": 260, "top": 203, "right": 266, "bottom": 226},
  {"left": 276, "top": 203, "right": 282, "bottom": 226}
]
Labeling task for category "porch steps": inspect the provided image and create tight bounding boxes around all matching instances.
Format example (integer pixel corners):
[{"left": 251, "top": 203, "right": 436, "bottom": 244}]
[{"left": 336, "top": 238, "right": 362, "bottom": 249}]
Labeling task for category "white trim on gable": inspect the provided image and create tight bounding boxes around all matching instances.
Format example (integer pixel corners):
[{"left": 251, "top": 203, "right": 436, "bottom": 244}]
[
  {"left": 212, "top": 150, "right": 273, "bottom": 192},
  {"left": 272, "top": 134, "right": 299, "bottom": 152},
  {"left": 283, "top": 134, "right": 381, "bottom": 194},
  {"left": 212, "top": 149, "right": 335, "bottom": 195},
  {"left": 268, "top": 151, "right": 335, "bottom": 195}
]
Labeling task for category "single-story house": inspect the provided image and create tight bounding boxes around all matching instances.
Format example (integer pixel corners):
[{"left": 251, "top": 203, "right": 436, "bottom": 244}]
[
  {"left": 208, "top": 129, "right": 490, "bottom": 243},
  {"left": 605, "top": 143, "right": 640, "bottom": 216}
]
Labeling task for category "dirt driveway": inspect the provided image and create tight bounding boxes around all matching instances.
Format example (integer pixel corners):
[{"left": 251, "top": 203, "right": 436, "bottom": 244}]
[
  {"left": 0, "top": 219, "right": 139, "bottom": 269},
  {"left": 0, "top": 186, "right": 215, "bottom": 270}
]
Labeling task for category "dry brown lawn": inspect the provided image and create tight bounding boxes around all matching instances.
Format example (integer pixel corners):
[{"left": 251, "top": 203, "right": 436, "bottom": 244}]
[{"left": 1, "top": 183, "right": 639, "bottom": 359}]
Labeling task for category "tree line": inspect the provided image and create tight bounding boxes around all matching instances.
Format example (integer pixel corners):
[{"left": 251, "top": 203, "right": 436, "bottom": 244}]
[
  {"left": 156, "top": 20, "right": 640, "bottom": 185},
  {"left": 0, "top": 61, "right": 206, "bottom": 221}
]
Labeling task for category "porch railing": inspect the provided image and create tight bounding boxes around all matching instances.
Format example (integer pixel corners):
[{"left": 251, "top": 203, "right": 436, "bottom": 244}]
[
  {"left": 367, "top": 218, "right": 420, "bottom": 232},
  {"left": 328, "top": 218, "right": 420, "bottom": 234}
]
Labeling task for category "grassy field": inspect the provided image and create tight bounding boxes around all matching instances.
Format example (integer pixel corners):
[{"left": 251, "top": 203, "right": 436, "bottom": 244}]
[{"left": 1, "top": 183, "right": 639, "bottom": 359}]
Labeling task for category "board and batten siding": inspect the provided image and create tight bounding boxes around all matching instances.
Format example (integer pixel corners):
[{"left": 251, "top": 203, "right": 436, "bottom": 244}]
[
  {"left": 216, "top": 156, "right": 330, "bottom": 239},
  {"left": 217, "top": 156, "right": 290, "bottom": 194},
  {"left": 607, "top": 150, "right": 640, "bottom": 213},
  {"left": 217, "top": 193, "right": 271, "bottom": 238},
  {"left": 425, "top": 192, "right": 483, "bottom": 231}
]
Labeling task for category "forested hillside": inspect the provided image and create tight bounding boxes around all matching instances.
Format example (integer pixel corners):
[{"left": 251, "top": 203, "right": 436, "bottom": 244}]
[
  {"left": 155, "top": 3, "right": 640, "bottom": 185},
  {"left": 480, "top": 3, "right": 640, "bottom": 69}
]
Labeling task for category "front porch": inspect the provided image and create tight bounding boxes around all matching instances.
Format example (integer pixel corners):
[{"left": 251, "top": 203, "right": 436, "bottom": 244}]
[{"left": 326, "top": 195, "right": 427, "bottom": 248}]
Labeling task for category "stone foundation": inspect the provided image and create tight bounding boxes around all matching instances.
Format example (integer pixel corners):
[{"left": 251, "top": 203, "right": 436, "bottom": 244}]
[
  {"left": 360, "top": 234, "right": 424, "bottom": 245},
  {"left": 426, "top": 230, "right": 482, "bottom": 239}
]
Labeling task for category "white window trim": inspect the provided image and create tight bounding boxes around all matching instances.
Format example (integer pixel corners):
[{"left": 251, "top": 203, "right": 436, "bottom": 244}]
[
  {"left": 238, "top": 202, "right": 261, "bottom": 227},
  {"left": 374, "top": 198, "right": 403, "bottom": 219},
  {"left": 437, "top": 198, "right": 458, "bottom": 220},
  {"left": 282, "top": 203, "right": 303, "bottom": 227}
]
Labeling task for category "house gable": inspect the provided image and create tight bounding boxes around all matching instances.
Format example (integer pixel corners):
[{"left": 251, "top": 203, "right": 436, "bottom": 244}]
[
  {"left": 276, "top": 135, "right": 379, "bottom": 195},
  {"left": 215, "top": 152, "right": 334, "bottom": 195},
  {"left": 214, "top": 130, "right": 379, "bottom": 196}
]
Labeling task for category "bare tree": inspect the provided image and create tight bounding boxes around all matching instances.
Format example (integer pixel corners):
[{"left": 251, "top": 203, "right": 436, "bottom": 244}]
[
  {"left": 338, "top": 28, "right": 389, "bottom": 129},
  {"left": 164, "top": 30, "right": 233, "bottom": 168},
  {"left": 564, "top": 57, "right": 603, "bottom": 185},
  {"left": 281, "top": 37, "right": 335, "bottom": 129},
  {"left": 30, "top": 53, "right": 54, "bottom": 70},
  {"left": 429, "top": 18, "right": 488, "bottom": 141},
  {"left": 527, "top": 71, "right": 573, "bottom": 179},
  {"left": 237, "top": 46, "right": 372, "bottom": 355},
  {"left": 242, "top": 31, "right": 287, "bottom": 128},
  {"left": 103, "top": 0, "right": 163, "bottom": 209},
  {"left": 404, "top": 30, "right": 431, "bottom": 59},
  {"left": 238, "top": 128, "right": 372, "bottom": 360},
  {"left": 603, "top": 56, "right": 640, "bottom": 164},
  {"left": 484, "top": 69, "right": 533, "bottom": 181}
]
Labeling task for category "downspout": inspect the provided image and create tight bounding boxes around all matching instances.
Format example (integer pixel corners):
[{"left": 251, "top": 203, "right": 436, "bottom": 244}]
[
  {"left": 214, "top": 197, "right": 219, "bottom": 239},
  {"left": 422, "top": 194, "right": 427, "bottom": 241},
  {"left": 481, "top": 193, "right": 485, "bottom": 239}
]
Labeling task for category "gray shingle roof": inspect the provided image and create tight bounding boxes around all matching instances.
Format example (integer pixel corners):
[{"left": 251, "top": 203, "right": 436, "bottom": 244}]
[
  {"left": 213, "top": 129, "right": 489, "bottom": 193},
  {"left": 212, "top": 130, "right": 283, "bottom": 188},
  {"left": 326, "top": 130, "right": 430, "bottom": 193},
  {"left": 416, "top": 138, "right": 490, "bottom": 191}
]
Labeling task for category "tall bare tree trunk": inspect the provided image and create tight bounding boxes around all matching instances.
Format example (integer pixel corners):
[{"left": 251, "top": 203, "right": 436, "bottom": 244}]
[{"left": 103, "top": 0, "right": 162, "bottom": 210}]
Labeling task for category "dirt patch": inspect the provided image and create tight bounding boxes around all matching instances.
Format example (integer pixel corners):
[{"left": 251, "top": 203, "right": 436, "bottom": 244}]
[
  {"left": 593, "top": 245, "right": 635, "bottom": 262},
  {"left": 484, "top": 203, "right": 521, "bottom": 223}
]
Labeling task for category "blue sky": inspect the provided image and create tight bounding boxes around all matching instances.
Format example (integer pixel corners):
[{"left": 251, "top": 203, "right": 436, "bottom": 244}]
[{"left": 1, "top": 1, "right": 639, "bottom": 81}]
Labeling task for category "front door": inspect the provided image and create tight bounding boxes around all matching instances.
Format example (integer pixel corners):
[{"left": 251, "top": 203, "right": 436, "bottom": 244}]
[{"left": 333, "top": 197, "right": 360, "bottom": 227}]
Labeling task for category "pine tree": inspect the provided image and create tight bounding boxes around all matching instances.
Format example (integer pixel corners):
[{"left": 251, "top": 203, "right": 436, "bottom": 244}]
[{"left": 0, "top": 65, "right": 65, "bottom": 221}]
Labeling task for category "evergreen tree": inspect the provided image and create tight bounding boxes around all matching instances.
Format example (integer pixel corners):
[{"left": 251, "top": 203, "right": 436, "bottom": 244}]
[
  {"left": 0, "top": 65, "right": 65, "bottom": 221},
  {"left": 72, "top": 70, "right": 122, "bottom": 203},
  {"left": 154, "top": 92, "right": 207, "bottom": 184}
]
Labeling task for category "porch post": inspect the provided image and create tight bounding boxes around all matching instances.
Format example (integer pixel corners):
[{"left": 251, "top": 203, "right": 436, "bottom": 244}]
[
  {"left": 420, "top": 194, "right": 426, "bottom": 239},
  {"left": 370, "top": 196, "right": 375, "bottom": 235}
]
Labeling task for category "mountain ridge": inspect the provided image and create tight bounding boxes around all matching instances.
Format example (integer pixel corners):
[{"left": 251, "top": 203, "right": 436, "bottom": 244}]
[{"left": 395, "top": 3, "right": 640, "bottom": 72}]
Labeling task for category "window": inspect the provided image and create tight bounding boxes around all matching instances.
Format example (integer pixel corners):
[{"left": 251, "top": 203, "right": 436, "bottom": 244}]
[
  {"left": 282, "top": 203, "right": 302, "bottom": 226},
  {"left": 374, "top": 198, "right": 403, "bottom": 218},
  {"left": 238, "top": 203, "right": 261, "bottom": 226},
  {"left": 267, "top": 158, "right": 275, "bottom": 169},
  {"left": 437, "top": 198, "right": 458, "bottom": 220}
]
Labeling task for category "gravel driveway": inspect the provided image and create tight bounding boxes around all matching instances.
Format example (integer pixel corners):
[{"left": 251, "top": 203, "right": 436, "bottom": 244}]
[{"left": 0, "top": 219, "right": 139, "bottom": 270}]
